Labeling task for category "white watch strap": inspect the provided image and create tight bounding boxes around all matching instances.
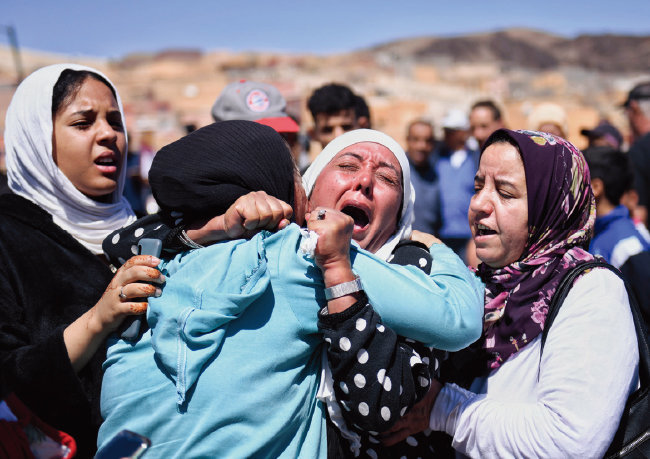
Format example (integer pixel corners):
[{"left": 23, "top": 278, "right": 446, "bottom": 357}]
[{"left": 324, "top": 276, "right": 363, "bottom": 301}]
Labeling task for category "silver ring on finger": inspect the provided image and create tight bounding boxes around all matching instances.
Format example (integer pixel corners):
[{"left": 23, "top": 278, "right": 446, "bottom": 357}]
[
  {"left": 119, "top": 286, "right": 127, "bottom": 300},
  {"left": 317, "top": 209, "right": 326, "bottom": 220}
]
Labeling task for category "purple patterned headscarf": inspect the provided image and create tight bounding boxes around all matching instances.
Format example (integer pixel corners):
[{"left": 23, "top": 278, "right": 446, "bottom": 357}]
[{"left": 477, "top": 129, "right": 596, "bottom": 371}]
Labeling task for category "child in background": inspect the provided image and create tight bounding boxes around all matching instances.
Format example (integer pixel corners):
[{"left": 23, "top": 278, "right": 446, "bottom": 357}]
[{"left": 584, "top": 147, "right": 650, "bottom": 267}]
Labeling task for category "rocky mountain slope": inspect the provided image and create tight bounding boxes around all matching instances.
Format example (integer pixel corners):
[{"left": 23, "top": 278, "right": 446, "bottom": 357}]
[
  {"left": 367, "top": 28, "right": 650, "bottom": 72},
  {"left": 1, "top": 28, "right": 649, "bottom": 153}
]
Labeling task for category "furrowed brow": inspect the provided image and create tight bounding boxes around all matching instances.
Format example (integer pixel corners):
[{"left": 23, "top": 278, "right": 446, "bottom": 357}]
[
  {"left": 338, "top": 152, "right": 363, "bottom": 161},
  {"left": 70, "top": 109, "right": 95, "bottom": 117},
  {"left": 494, "top": 177, "right": 518, "bottom": 189}
]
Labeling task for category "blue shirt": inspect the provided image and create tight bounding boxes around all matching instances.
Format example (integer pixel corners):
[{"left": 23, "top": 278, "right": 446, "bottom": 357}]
[
  {"left": 590, "top": 205, "right": 650, "bottom": 268},
  {"left": 409, "top": 158, "right": 441, "bottom": 235},
  {"left": 435, "top": 148, "right": 479, "bottom": 239},
  {"left": 98, "top": 225, "right": 483, "bottom": 457}
]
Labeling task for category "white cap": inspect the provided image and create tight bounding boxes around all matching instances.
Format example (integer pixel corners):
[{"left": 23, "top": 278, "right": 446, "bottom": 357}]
[{"left": 441, "top": 109, "right": 470, "bottom": 131}]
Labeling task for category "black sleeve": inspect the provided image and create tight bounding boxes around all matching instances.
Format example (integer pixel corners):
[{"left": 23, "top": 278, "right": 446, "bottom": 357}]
[
  {"left": 0, "top": 268, "right": 94, "bottom": 438},
  {"left": 318, "top": 293, "right": 432, "bottom": 432},
  {"left": 102, "top": 213, "right": 188, "bottom": 267}
]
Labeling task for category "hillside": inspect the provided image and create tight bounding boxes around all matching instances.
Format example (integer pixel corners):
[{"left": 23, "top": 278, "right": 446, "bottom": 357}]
[
  {"left": 1, "top": 28, "right": 649, "bottom": 154},
  {"left": 367, "top": 28, "right": 650, "bottom": 72}
]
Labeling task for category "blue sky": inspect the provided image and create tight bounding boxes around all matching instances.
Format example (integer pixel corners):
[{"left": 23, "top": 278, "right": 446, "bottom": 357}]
[{"left": 3, "top": 1, "right": 650, "bottom": 59}]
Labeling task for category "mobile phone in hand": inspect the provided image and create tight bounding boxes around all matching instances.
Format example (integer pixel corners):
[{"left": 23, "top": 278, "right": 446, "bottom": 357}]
[{"left": 120, "top": 238, "right": 162, "bottom": 341}]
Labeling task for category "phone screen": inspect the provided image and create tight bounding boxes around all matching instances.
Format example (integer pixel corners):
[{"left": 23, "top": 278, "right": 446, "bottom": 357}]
[{"left": 95, "top": 430, "right": 151, "bottom": 459}]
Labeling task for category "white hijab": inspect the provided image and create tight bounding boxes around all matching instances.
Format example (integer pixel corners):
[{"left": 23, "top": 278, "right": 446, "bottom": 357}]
[
  {"left": 302, "top": 129, "right": 415, "bottom": 260},
  {"left": 4, "top": 63, "right": 136, "bottom": 255}
]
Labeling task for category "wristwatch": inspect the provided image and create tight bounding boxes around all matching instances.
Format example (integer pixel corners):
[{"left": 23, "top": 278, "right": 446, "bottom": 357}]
[{"left": 324, "top": 276, "right": 363, "bottom": 301}]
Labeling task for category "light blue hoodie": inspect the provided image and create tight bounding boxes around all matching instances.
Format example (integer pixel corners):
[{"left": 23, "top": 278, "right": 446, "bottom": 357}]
[{"left": 99, "top": 225, "right": 483, "bottom": 457}]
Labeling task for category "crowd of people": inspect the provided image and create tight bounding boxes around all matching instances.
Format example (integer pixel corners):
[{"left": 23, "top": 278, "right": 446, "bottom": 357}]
[{"left": 0, "top": 63, "right": 647, "bottom": 458}]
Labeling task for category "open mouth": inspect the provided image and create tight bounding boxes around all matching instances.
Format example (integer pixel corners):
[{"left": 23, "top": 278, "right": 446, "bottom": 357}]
[
  {"left": 341, "top": 205, "right": 370, "bottom": 229},
  {"left": 94, "top": 155, "right": 119, "bottom": 174},
  {"left": 476, "top": 223, "right": 496, "bottom": 236},
  {"left": 95, "top": 156, "right": 118, "bottom": 167}
]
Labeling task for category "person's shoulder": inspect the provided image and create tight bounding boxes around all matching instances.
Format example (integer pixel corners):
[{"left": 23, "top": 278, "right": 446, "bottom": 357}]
[
  {"left": 630, "top": 132, "right": 650, "bottom": 154},
  {"left": 0, "top": 192, "right": 33, "bottom": 212},
  {"left": 194, "top": 223, "right": 304, "bottom": 266},
  {"left": 0, "top": 193, "right": 50, "bottom": 232},
  {"left": 593, "top": 207, "right": 636, "bottom": 239},
  {"left": 569, "top": 266, "right": 627, "bottom": 304},
  {"left": 267, "top": 223, "right": 325, "bottom": 275},
  {"left": 275, "top": 222, "right": 303, "bottom": 239},
  {"left": 555, "top": 266, "right": 632, "bottom": 335},
  {"left": 260, "top": 223, "right": 303, "bottom": 252},
  {"left": 162, "top": 230, "right": 281, "bottom": 282},
  {"left": 575, "top": 265, "right": 625, "bottom": 284}
]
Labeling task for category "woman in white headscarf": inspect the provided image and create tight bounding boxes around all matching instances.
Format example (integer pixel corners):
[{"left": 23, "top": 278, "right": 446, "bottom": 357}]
[
  {"left": 302, "top": 128, "right": 416, "bottom": 261},
  {"left": 0, "top": 63, "right": 162, "bottom": 456},
  {"left": 299, "top": 129, "right": 474, "bottom": 457}
]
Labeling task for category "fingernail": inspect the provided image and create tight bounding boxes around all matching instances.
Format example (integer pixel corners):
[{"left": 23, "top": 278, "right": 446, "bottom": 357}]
[
  {"left": 154, "top": 288, "right": 162, "bottom": 298},
  {"left": 150, "top": 256, "right": 160, "bottom": 264}
]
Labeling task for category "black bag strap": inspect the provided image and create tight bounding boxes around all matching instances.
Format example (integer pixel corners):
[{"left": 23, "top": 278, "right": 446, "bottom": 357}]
[{"left": 540, "top": 260, "right": 650, "bottom": 390}]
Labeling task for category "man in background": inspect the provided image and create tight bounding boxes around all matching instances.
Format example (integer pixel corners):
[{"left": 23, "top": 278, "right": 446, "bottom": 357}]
[
  {"left": 307, "top": 83, "right": 358, "bottom": 148},
  {"left": 405, "top": 119, "right": 440, "bottom": 235},
  {"left": 434, "top": 110, "right": 479, "bottom": 262},
  {"left": 469, "top": 100, "right": 504, "bottom": 149},
  {"left": 623, "top": 81, "right": 650, "bottom": 227},
  {"left": 354, "top": 94, "right": 371, "bottom": 129}
]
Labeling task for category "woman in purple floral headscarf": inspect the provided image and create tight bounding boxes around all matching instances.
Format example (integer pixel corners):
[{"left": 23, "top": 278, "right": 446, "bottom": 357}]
[
  {"left": 384, "top": 129, "right": 639, "bottom": 458},
  {"left": 478, "top": 129, "right": 597, "bottom": 370}
]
